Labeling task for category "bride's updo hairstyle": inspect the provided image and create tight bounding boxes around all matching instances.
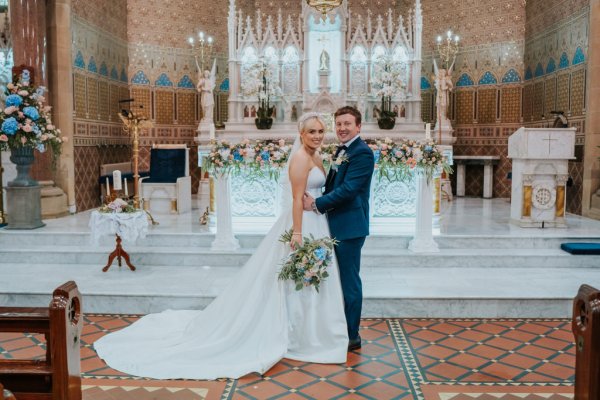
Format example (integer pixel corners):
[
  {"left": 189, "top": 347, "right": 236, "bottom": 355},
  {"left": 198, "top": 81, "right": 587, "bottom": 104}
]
[{"left": 297, "top": 112, "right": 326, "bottom": 139}]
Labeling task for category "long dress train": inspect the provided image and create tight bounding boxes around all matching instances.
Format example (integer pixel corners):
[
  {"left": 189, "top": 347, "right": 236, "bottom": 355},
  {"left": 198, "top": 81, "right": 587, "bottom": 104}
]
[{"left": 93, "top": 167, "right": 348, "bottom": 379}]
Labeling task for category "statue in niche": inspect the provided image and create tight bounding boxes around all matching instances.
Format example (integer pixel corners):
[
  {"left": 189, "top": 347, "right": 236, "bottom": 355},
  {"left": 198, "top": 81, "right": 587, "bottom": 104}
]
[
  {"left": 244, "top": 105, "right": 249, "bottom": 118},
  {"left": 291, "top": 105, "right": 298, "bottom": 121},
  {"left": 400, "top": 105, "right": 406, "bottom": 118},
  {"left": 196, "top": 68, "right": 215, "bottom": 123},
  {"left": 372, "top": 105, "right": 380, "bottom": 120},
  {"left": 250, "top": 105, "right": 257, "bottom": 117},
  {"left": 356, "top": 95, "right": 367, "bottom": 121},
  {"left": 393, "top": 105, "right": 399, "bottom": 116},
  {"left": 319, "top": 50, "right": 330, "bottom": 71},
  {"left": 282, "top": 97, "right": 293, "bottom": 123}
]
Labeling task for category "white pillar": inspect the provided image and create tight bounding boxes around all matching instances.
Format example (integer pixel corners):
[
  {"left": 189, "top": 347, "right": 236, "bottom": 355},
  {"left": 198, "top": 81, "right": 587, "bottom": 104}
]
[
  {"left": 211, "top": 174, "right": 240, "bottom": 251},
  {"left": 456, "top": 163, "right": 466, "bottom": 197},
  {"left": 408, "top": 174, "right": 439, "bottom": 253},
  {"left": 483, "top": 162, "right": 494, "bottom": 199}
]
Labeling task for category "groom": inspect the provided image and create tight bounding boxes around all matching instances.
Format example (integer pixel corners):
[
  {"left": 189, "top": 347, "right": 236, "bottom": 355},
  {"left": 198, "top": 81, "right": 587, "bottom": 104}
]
[{"left": 303, "top": 106, "right": 375, "bottom": 351}]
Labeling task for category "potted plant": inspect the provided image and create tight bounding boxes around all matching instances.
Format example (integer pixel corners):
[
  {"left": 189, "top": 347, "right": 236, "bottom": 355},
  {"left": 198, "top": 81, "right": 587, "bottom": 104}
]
[
  {"left": 0, "top": 68, "right": 64, "bottom": 186},
  {"left": 371, "top": 55, "right": 406, "bottom": 130},
  {"left": 241, "top": 58, "right": 280, "bottom": 130}
]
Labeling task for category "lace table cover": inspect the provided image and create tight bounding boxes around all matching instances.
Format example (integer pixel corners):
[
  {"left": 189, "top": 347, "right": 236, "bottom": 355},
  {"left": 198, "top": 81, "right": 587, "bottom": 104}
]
[{"left": 89, "top": 210, "right": 149, "bottom": 244}]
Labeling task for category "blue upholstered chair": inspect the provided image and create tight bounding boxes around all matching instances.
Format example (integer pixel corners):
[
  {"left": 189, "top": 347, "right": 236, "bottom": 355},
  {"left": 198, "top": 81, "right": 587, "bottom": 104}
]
[{"left": 140, "top": 144, "right": 192, "bottom": 214}]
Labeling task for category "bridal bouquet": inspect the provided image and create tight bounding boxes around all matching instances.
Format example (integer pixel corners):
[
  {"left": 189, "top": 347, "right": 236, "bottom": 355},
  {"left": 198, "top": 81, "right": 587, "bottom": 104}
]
[{"left": 278, "top": 230, "right": 338, "bottom": 292}]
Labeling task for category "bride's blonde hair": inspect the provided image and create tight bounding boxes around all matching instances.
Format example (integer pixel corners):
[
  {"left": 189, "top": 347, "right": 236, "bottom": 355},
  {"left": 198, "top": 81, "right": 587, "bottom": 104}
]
[{"left": 297, "top": 112, "right": 326, "bottom": 139}]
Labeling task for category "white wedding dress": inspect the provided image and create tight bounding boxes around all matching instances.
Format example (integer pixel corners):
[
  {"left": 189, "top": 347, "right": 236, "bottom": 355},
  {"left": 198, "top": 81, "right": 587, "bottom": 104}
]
[{"left": 94, "top": 167, "right": 348, "bottom": 380}]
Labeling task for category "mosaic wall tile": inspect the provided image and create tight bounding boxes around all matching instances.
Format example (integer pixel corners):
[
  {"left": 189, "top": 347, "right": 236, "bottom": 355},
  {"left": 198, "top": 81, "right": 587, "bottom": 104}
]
[
  {"left": 570, "top": 69, "right": 585, "bottom": 117},
  {"left": 109, "top": 84, "right": 121, "bottom": 121},
  {"left": 155, "top": 73, "right": 173, "bottom": 87},
  {"left": 99, "top": 62, "right": 109, "bottom": 77},
  {"left": 532, "top": 82, "right": 544, "bottom": 120},
  {"left": 87, "top": 77, "right": 99, "bottom": 119},
  {"left": 572, "top": 47, "right": 585, "bottom": 65},
  {"left": 177, "top": 92, "right": 196, "bottom": 125},
  {"left": 477, "top": 89, "right": 497, "bottom": 124},
  {"left": 72, "top": 0, "right": 128, "bottom": 40},
  {"left": 88, "top": 57, "right": 98, "bottom": 73},
  {"left": 502, "top": 69, "right": 521, "bottom": 83},
  {"left": 556, "top": 73, "right": 570, "bottom": 113},
  {"left": 74, "top": 50, "right": 86, "bottom": 69},
  {"left": 421, "top": 77, "right": 431, "bottom": 90},
  {"left": 455, "top": 91, "right": 474, "bottom": 125},
  {"left": 478, "top": 72, "right": 498, "bottom": 86},
  {"left": 155, "top": 91, "right": 174, "bottom": 125},
  {"left": 421, "top": 91, "right": 433, "bottom": 124},
  {"left": 501, "top": 87, "right": 521, "bottom": 123},
  {"left": 559, "top": 52, "right": 569, "bottom": 69},
  {"left": 568, "top": 161, "right": 583, "bottom": 215},
  {"left": 522, "top": 84, "right": 533, "bottom": 122},
  {"left": 544, "top": 77, "right": 557, "bottom": 117},
  {"left": 131, "top": 88, "right": 152, "bottom": 120},
  {"left": 177, "top": 75, "right": 195, "bottom": 89},
  {"left": 456, "top": 73, "right": 475, "bottom": 87},
  {"left": 546, "top": 58, "right": 556, "bottom": 74},
  {"left": 98, "top": 81, "right": 110, "bottom": 121},
  {"left": 74, "top": 73, "right": 87, "bottom": 117}
]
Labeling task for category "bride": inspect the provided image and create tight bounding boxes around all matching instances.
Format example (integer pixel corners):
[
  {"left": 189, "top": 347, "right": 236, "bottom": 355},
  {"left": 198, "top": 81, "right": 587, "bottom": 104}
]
[{"left": 94, "top": 113, "right": 349, "bottom": 380}]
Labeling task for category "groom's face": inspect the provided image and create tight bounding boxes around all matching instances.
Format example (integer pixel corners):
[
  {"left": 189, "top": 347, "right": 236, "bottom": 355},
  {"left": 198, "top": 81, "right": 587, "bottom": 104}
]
[{"left": 335, "top": 113, "right": 361, "bottom": 144}]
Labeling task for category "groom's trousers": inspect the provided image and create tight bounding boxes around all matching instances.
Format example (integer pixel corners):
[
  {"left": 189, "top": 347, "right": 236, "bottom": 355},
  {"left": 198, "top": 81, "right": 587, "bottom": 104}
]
[{"left": 335, "top": 236, "right": 366, "bottom": 341}]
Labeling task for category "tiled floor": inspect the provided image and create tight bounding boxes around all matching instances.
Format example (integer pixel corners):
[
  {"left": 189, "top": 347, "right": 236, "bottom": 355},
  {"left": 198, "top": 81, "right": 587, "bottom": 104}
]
[{"left": 0, "top": 316, "right": 575, "bottom": 400}]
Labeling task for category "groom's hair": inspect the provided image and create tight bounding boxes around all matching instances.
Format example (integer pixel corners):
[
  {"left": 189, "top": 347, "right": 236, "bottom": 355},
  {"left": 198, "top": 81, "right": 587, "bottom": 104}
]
[{"left": 335, "top": 106, "right": 361, "bottom": 126}]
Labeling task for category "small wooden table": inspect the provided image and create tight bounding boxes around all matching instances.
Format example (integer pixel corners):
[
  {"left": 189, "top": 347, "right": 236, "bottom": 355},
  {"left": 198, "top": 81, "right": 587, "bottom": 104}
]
[{"left": 89, "top": 210, "right": 148, "bottom": 272}]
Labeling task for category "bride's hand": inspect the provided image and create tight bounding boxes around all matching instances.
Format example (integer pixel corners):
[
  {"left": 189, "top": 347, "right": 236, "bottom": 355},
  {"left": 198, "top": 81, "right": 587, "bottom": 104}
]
[{"left": 291, "top": 232, "right": 302, "bottom": 250}]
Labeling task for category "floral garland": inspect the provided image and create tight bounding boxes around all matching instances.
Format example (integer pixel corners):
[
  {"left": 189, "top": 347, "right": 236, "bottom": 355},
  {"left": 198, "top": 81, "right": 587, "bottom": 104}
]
[
  {"left": 0, "top": 71, "right": 64, "bottom": 164},
  {"left": 98, "top": 198, "right": 138, "bottom": 214},
  {"left": 201, "top": 139, "right": 291, "bottom": 179},
  {"left": 203, "top": 138, "right": 452, "bottom": 182}
]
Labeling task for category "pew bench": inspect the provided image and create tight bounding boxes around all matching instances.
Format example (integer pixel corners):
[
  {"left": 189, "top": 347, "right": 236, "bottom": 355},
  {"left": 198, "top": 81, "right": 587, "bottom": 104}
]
[{"left": 0, "top": 282, "right": 83, "bottom": 400}]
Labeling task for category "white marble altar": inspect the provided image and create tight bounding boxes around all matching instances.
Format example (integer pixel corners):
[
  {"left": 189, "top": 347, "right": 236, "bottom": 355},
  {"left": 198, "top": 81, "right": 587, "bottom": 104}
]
[{"left": 508, "top": 127, "right": 576, "bottom": 228}]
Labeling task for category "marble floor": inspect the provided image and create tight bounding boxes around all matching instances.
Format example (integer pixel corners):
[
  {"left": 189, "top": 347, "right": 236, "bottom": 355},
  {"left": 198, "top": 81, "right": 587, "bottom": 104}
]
[{"left": 0, "top": 315, "right": 575, "bottom": 400}]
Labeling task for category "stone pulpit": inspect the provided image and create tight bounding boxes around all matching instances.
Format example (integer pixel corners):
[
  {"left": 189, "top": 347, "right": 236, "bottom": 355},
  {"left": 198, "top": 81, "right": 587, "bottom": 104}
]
[{"left": 508, "top": 127, "right": 576, "bottom": 227}]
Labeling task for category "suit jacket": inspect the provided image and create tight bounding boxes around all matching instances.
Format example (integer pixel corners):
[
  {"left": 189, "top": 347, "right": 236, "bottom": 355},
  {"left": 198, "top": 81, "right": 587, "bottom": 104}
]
[{"left": 315, "top": 137, "right": 375, "bottom": 241}]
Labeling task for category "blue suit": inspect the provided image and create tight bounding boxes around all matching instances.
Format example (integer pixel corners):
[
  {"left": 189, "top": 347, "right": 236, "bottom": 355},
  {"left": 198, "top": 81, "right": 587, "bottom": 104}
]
[{"left": 315, "top": 137, "right": 374, "bottom": 340}]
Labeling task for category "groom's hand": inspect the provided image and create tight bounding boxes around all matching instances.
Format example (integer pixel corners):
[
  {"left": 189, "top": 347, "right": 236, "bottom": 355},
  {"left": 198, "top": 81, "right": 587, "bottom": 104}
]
[{"left": 303, "top": 192, "right": 314, "bottom": 211}]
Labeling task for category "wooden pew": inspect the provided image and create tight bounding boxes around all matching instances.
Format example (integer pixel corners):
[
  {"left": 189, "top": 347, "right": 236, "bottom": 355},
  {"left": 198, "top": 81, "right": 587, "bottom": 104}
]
[
  {"left": 0, "top": 281, "right": 82, "bottom": 400},
  {"left": 1, "top": 383, "right": 17, "bottom": 400},
  {"left": 572, "top": 284, "right": 600, "bottom": 400}
]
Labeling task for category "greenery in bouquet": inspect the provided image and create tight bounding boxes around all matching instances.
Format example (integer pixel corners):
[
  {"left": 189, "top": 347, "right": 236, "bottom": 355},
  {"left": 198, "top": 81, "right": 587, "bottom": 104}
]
[
  {"left": 278, "top": 229, "right": 338, "bottom": 292},
  {"left": 0, "top": 70, "right": 64, "bottom": 165},
  {"left": 202, "top": 138, "right": 291, "bottom": 179},
  {"left": 98, "top": 198, "right": 137, "bottom": 214},
  {"left": 367, "top": 137, "right": 453, "bottom": 182}
]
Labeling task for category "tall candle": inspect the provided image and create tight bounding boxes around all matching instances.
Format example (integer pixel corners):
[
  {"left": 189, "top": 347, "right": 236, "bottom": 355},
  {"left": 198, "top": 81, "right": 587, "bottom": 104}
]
[
  {"left": 124, "top": 178, "right": 128, "bottom": 197},
  {"left": 425, "top": 123, "right": 431, "bottom": 140},
  {"left": 113, "top": 170, "right": 122, "bottom": 191},
  {"left": 105, "top": 177, "right": 110, "bottom": 196}
]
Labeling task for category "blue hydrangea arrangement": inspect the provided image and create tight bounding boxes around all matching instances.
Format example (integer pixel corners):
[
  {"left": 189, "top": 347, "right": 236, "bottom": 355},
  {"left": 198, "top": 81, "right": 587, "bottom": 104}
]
[{"left": 0, "top": 70, "right": 64, "bottom": 163}]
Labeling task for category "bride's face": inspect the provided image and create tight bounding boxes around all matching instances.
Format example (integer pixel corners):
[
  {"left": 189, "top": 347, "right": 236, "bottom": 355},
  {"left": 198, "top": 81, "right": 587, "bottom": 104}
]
[{"left": 300, "top": 119, "right": 325, "bottom": 150}]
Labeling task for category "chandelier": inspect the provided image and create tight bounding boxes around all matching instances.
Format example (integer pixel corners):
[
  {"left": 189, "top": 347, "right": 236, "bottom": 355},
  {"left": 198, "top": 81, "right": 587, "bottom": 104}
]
[
  {"left": 188, "top": 30, "right": 214, "bottom": 71},
  {"left": 306, "top": 0, "right": 343, "bottom": 19},
  {"left": 436, "top": 30, "right": 460, "bottom": 70}
]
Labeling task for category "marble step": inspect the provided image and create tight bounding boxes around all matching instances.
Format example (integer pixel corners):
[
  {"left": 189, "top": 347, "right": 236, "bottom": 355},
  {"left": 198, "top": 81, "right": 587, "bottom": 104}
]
[
  {"left": 1, "top": 246, "right": 600, "bottom": 269},
  {"left": 0, "top": 263, "right": 595, "bottom": 317},
  {"left": 0, "top": 230, "right": 598, "bottom": 250}
]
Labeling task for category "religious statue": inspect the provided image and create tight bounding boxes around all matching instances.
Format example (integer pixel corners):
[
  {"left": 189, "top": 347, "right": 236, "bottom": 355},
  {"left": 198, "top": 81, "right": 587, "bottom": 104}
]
[
  {"left": 319, "top": 50, "right": 330, "bottom": 71},
  {"left": 196, "top": 66, "right": 216, "bottom": 123},
  {"left": 282, "top": 96, "right": 293, "bottom": 123},
  {"left": 356, "top": 95, "right": 367, "bottom": 121},
  {"left": 433, "top": 59, "right": 453, "bottom": 125}
]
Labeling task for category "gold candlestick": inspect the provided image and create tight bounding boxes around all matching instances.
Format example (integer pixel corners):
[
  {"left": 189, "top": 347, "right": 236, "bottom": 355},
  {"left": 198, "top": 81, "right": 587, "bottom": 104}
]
[{"left": 118, "top": 110, "right": 153, "bottom": 209}]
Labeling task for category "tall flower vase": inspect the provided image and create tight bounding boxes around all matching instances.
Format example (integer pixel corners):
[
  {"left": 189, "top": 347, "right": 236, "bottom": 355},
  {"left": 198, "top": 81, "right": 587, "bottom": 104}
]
[
  {"left": 5, "top": 146, "right": 45, "bottom": 229},
  {"left": 8, "top": 146, "right": 38, "bottom": 187},
  {"left": 408, "top": 173, "right": 439, "bottom": 253}
]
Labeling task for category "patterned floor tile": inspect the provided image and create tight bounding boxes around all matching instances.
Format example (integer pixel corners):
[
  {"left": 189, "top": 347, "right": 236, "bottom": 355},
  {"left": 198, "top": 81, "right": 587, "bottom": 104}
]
[{"left": 0, "top": 317, "right": 576, "bottom": 400}]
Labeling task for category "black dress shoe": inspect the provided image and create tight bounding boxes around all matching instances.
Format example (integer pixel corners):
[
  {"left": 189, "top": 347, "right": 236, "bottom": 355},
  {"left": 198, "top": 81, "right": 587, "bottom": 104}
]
[{"left": 348, "top": 336, "right": 361, "bottom": 351}]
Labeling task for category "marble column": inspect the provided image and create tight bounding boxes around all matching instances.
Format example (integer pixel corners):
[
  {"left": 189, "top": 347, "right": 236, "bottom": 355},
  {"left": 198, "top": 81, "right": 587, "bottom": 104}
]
[
  {"left": 46, "top": 0, "right": 75, "bottom": 212},
  {"left": 456, "top": 163, "right": 466, "bottom": 196},
  {"left": 408, "top": 174, "right": 439, "bottom": 253},
  {"left": 483, "top": 161, "right": 494, "bottom": 199},
  {"left": 9, "top": 0, "right": 47, "bottom": 86},
  {"left": 583, "top": 0, "right": 600, "bottom": 218}
]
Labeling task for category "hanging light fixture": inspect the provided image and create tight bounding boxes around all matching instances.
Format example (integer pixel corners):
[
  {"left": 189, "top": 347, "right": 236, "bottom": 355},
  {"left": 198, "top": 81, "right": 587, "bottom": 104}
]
[{"left": 306, "top": 0, "right": 343, "bottom": 19}]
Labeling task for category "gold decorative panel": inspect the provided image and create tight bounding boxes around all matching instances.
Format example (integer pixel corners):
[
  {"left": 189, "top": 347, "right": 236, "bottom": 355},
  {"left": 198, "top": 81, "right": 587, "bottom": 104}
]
[
  {"left": 98, "top": 81, "right": 110, "bottom": 121},
  {"left": 155, "top": 91, "right": 174, "bottom": 125},
  {"left": 131, "top": 88, "right": 152, "bottom": 120},
  {"left": 570, "top": 69, "right": 585, "bottom": 116},
  {"left": 421, "top": 91, "right": 433, "bottom": 124},
  {"left": 556, "top": 73, "right": 570, "bottom": 113},
  {"left": 87, "top": 77, "right": 99, "bottom": 119},
  {"left": 455, "top": 91, "right": 474, "bottom": 125},
  {"left": 544, "top": 78, "right": 556, "bottom": 117},
  {"left": 522, "top": 84, "right": 533, "bottom": 122},
  {"left": 177, "top": 92, "right": 196, "bottom": 125},
  {"left": 501, "top": 87, "right": 521, "bottom": 123},
  {"left": 109, "top": 84, "right": 121, "bottom": 121},
  {"left": 73, "top": 73, "right": 87, "bottom": 117},
  {"left": 477, "top": 89, "right": 497, "bottom": 124},
  {"left": 533, "top": 82, "right": 544, "bottom": 120}
]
